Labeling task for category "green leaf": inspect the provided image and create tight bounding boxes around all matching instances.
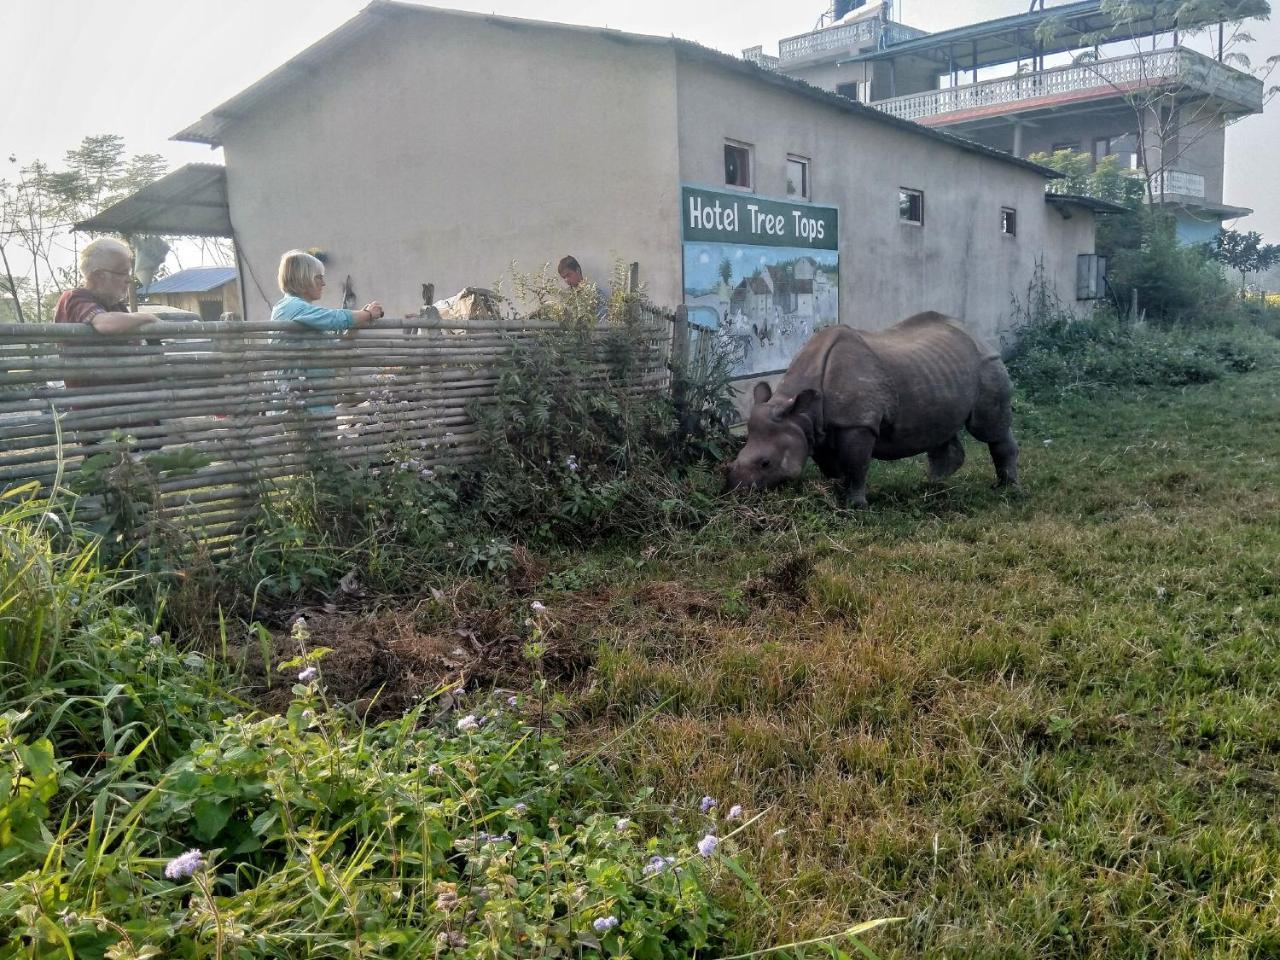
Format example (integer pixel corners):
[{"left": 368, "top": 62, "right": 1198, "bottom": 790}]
[{"left": 192, "top": 797, "right": 232, "bottom": 842}]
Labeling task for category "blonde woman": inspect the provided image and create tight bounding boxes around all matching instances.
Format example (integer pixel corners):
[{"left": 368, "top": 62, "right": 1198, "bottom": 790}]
[
  {"left": 272, "top": 250, "right": 383, "bottom": 331},
  {"left": 271, "top": 250, "right": 383, "bottom": 415}
]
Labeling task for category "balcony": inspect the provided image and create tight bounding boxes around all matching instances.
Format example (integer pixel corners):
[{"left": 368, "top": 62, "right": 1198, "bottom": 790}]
[
  {"left": 871, "top": 47, "right": 1264, "bottom": 125},
  {"left": 778, "top": 19, "right": 926, "bottom": 66},
  {"left": 1151, "top": 169, "right": 1206, "bottom": 200}
]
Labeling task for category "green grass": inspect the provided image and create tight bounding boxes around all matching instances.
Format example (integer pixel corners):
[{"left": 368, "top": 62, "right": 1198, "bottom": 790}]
[{"left": 532, "top": 372, "right": 1280, "bottom": 958}]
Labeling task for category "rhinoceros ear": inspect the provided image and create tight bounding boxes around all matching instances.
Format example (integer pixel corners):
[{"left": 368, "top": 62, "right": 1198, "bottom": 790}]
[
  {"left": 770, "top": 387, "right": 820, "bottom": 422},
  {"left": 752, "top": 381, "right": 773, "bottom": 405}
]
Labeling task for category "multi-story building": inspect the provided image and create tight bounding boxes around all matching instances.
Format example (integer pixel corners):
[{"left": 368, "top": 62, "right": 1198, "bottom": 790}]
[{"left": 746, "top": 0, "right": 1268, "bottom": 243}]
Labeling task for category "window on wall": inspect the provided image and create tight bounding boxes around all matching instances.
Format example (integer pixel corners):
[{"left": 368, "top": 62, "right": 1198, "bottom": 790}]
[
  {"left": 724, "top": 141, "right": 752, "bottom": 189},
  {"left": 786, "top": 155, "right": 810, "bottom": 199},
  {"left": 1077, "top": 254, "right": 1108, "bottom": 300},
  {"left": 1001, "top": 207, "right": 1017, "bottom": 237},
  {"left": 899, "top": 188, "right": 923, "bottom": 225},
  {"left": 836, "top": 81, "right": 861, "bottom": 101}
]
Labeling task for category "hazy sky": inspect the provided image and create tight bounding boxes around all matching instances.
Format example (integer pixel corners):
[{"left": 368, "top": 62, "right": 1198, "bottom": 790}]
[{"left": 2, "top": 0, "right": 1276, "bottom": 238}]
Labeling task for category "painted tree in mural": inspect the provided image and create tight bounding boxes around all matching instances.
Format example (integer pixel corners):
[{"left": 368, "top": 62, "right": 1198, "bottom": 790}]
[{"left": 0, "top": 135, "right": 169, "bottom": 322}]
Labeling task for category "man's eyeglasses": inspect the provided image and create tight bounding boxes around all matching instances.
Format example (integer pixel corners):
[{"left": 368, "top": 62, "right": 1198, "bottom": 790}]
[{"left": 99, "top": 268, "right": 134, "bottom": 279}]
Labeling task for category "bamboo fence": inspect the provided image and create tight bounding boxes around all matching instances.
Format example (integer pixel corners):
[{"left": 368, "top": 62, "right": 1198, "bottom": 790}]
[{"left": 0, "top": 309, "right": 674, "bottom": 554}]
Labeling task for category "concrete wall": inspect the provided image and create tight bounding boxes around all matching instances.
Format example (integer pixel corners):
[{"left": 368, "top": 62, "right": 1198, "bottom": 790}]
[
  {"left": 220, "top": 9, "right": 683, "bottom": 320},
  {"left": 674, "top": 57, "right": 1093, "bottom": 347}
]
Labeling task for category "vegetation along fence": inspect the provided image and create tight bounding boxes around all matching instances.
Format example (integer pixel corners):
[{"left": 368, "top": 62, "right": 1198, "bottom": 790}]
[{"left": 0, "top": 309, "right": 675, "bottom": 552}]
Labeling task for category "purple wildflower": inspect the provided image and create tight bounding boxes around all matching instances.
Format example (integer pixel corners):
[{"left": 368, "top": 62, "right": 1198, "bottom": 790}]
[
  {"left": 700, "top": 796, "right": 717, "bottom": 813},
  {"left": 164, "top": 849, "right": 205, "bottom": 880},
  {"left": 456, "top": 714, "right": 480, "bottom": 733},
  {"left": 593, "top": 916, "right": 619, "bottom": 934},
  {"left": 727, "top": 804, "right": 743, "bottom": 821},
  {"left": 507, "top": 695, "right": 519, "bottom": 707},
  {"left": 643, "top": 855, "right": 674, "bottom": 876},
  {"left": 615, "top": 817, "right": 631, "bottom": 831},
  {"left": 530, "top": 600, "right": 547, "bottom": 614},
  {"left": 697, "top": 834, "right": 719, "bottom": 858},
  {"left": 297, "top": 666, "right": 318, "bottom": 683}
]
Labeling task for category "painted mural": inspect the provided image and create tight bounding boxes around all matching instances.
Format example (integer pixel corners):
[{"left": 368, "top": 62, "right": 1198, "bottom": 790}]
[{"left": 681, "top": 186, "right": 839, "bottom": 378}]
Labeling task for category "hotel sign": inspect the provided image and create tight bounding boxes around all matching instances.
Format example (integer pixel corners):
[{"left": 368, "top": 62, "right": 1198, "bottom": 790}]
[{"left": 682, "top": 185, "right": 838, "bottom": 251}]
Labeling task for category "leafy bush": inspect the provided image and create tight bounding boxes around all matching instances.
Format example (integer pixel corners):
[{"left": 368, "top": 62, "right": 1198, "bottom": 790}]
[
  {"left": 1028, "top": 149, "right": 1236, "bottom": 324},
  {"left": 1, "top": 659, "right": 751, "bottom": 959},
  {"left": 228, "top": 268, "right": 736, "bottom": 600},
  {"left": 1107, "top": 209, "right": 1236, "bottom": 323},
  {"left": 1008, "top": 308, "right": 1280, "bottom": 400},
  {"left": 2, "top": 482, "right": 232, "bottom": 781}
]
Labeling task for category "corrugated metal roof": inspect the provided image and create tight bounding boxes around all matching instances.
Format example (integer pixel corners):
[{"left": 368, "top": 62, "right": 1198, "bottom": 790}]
[
  {"left": 143, "top": 266, "right": 238, "bottom": 295},
  {"left": 172, "top": 1, "right": 1061, "bottom": 180},
  {"left": 75, "top": 164, "right": 231, "bottom": 238},
  {"left": 1045, "top": 193, "right": 1131, "bottom": 215},
  {"left": 848, "top": 0, "right": 1270, "bottom": 67}
]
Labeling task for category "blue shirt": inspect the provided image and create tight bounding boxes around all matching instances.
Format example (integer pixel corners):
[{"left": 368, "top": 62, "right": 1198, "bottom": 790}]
[{"left": 271, "top": 295, "right": 355, "bottom": 331}]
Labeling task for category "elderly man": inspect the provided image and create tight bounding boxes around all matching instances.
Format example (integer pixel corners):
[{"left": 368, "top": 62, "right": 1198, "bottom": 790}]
[
  {"left": 55, "top": 237, "right": 159, "bottom": 332},
  {"left": 55, "top": 238, "right": 165, "bottom": 448}
]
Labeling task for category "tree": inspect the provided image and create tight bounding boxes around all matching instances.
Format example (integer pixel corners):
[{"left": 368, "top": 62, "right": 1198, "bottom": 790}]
[
  {"left": 1036, "top": 0, "right": 1279, "bottom": 204},
  {"left": 1028, "top": 146, "right": 1231, "bottom": 321},
  {"left": 0, "top": 135, "right": 169, "bottom": 322},
  {"left": 718, "top": 257, "right": 733, "bottom": 286},
  {"left": 1210, "top": 228, "right": 1280, "bottom": 290}
]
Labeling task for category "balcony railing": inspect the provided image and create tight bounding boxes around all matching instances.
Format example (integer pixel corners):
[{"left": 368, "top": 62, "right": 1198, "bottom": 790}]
[
  {"left": 1152, "top": 168, "right": 1206, "bottom": 199},
  {"left": 779, "top": 20, "right": 926, "bottom": 64},
  {"left": 871, "top": 47, "right": 1263, "bottom": 122}
]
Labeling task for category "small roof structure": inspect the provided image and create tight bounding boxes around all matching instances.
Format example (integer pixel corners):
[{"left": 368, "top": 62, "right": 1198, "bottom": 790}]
[
  {"left": 142, "top": 266, "right": 238, "bottom": 296},
  {"left": 75, "top": 164, "right": 231, "bottom": 238},
  {"left": 1045, "top": 193, "right": 1132, "bottom": 216},
  {"left": 849, "top": 0, "right": 1270, "bottom": 68},
  {"left": 173, "top": 1, "right": 1062, "bottom": 181}
]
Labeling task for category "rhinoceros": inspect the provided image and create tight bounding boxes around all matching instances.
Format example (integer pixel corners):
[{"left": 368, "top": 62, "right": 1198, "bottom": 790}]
[{"left": 726, "top": 312, "right": 1019, "bottom": 507}]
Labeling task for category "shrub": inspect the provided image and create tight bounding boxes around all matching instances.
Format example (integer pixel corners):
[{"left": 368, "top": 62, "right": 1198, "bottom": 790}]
[
  {"left": 1, "top": 672, "right": 748, "bottom": 958},
  {"left": 1007, "top": 307, "right": 1280, "bottom": 401},
  {"left": 229, "top": 267, "right": 736, "bottom": 600},
  {"left": 1, "top": 482, "right": 232, "bottom": 778}
]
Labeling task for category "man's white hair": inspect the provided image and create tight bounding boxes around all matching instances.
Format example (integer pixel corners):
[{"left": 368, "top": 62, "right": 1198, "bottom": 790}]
[{"left": 79, "top": 237, "right": 133, "bottom": 279}]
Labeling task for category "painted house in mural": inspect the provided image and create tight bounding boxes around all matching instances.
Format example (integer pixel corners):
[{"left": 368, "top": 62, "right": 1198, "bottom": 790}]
[{"left": 746, "top": 0, "right": 1268, "bottom": 243}]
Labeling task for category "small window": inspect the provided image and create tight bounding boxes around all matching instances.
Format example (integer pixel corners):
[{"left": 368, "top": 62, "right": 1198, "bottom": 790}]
[
  {"left": 1001, "top": 207, "right": 1017, "bottom": 237},
  {"left": 786, "top": 155, "right": 810, "bottom": 199},
  {"left": 899, "top": 188, "right": 923, "bottom": 225},
  {"left": 836, "top": 81, "right": 861, "bottom": 101},
  {"left": 1077, "top": 254, "right": 1108, "bottom": 300},
  {"left": 724, "top": 141, "right": 752, "bottom": 189}
]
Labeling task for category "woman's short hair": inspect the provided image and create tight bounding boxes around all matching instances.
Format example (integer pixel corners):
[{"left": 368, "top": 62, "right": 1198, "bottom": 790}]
[
  {"left": 80, "top": 237, "right": 132, "bottom": 279},
  {"left": 277, "top": 250, "right": 324, "bottom": 297}
]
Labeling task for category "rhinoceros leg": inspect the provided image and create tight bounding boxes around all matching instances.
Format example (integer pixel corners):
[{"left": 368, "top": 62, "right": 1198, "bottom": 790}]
[
  {"left": 830, "top": 426, "right": 877, "bottom": 508},
  {"left": 966, "top": 360, "right": 1020, "bottom": 488},
  {"left": 926, "top": 434, "right": 966, "bottom": 481}
]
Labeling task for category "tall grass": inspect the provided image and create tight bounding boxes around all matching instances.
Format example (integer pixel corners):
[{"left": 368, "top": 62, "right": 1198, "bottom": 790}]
[{"left": 0, "top": 481, "right": 125, "bottom": 685}]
